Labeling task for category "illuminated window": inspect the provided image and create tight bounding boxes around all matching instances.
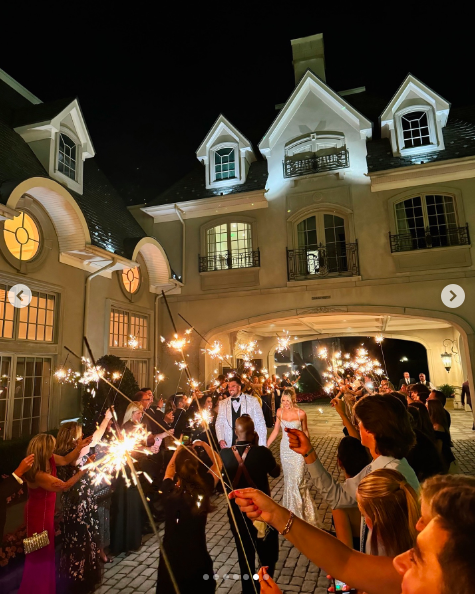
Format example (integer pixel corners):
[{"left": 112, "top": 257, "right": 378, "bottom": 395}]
[
  {"left": 58, "top": 133, "right": 77, "bottom": 180},
  {"left": 10, "top": 357, "right": 51, "bottom": 439},
  {"left": 122, "top": 267, "right": 140, "bottom": 294},
  {"left": 110, "top": 308, "right": 148, "bottom": 349},
  {"left": 215, "top": 148, "right": 235, "bottom": 180},
  {"left": 18, "top": 292, "right": 55, "bottom": 342},
  {"left": 206, "top": 222, "right": 252, "bottom": 270},
  {"left": 0, "top": 285, "right": 15, "bottom": 338},
  {"left": 124, "top": 358, "right": 149, "bottom": 387},
  {"left": 4, "top": 211, "right": 40, "bottom": 261},
  {"left": 401, "top": 112, "right": 431, "bottom": 148}
]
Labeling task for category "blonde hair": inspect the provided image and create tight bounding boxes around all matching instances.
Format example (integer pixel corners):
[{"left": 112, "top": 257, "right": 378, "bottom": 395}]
[
  {"left": 356, "top": 468, "right": 420, "bottom": 556},
  {"left": 122, "top": 402, "right": 143, "bottom": 425},
  {"left": 282, "top": 388, "right": 297, "bottom": 407},
  {"left": 24, "top": 433, "right": 56, "bottom": 483},
  {"left": 55, "top": 422, "right": 82, "bottom": 455}
]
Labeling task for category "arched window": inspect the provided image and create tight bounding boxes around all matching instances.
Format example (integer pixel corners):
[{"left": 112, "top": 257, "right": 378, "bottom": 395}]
[
  {"left": 401, "top": 111, "right": 430, "bottom": 148},
  {"left": 58, "top": 133, "right": 77, "bottom": 180},
  {"left": 122, "top": 267, "right": 141, "bottom": 294},
  {"left": 215, "top": 148, "right": 236, "bottom": 181},
  {"left": 284, "top": 132, "right": 348, "bottom": 178},
  {"left": 392, "top": 194, "right": 467, "bottom": 251},
  {"left": 204, "top": 222, "right": 253, "bottom": 270},
  {"left": 4, "top": 211, "right": 41, "bottom": 261}
]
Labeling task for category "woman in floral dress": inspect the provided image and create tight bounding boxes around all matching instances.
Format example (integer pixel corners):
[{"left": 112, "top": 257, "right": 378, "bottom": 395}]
[{"left": 55, "top": 410, "right": 112, "bottom": 594}]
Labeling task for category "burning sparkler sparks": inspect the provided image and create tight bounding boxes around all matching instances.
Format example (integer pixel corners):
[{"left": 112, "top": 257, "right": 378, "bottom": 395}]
[
  {"left": 84, "top": 424, "right": 152, "bottom": 487},
  {"left": 276, "top": 330, "right": 292, "bottom": 353},
  {"left": 168, "top": 333, "right": 190, "bottom": 351},
  {"left": 128, "top": 335, "right": 139, "bottom": 349},
  {"left": 375, "top": 334, "right": 384, "bottom": 344}
]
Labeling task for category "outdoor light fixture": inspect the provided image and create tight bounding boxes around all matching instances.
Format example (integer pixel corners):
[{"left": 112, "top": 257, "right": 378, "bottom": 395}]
[{"left": 441, "top": 339, "right": 458, "bottom": 372}]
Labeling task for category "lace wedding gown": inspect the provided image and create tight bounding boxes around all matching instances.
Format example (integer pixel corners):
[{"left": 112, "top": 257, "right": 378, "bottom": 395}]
[{"left": 279, "top": 411, "right": 321, "bottom": 526}]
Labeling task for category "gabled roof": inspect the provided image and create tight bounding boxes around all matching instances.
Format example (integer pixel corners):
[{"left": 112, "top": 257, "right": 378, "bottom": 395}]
[
  {"left": 13, "top": 97, "right": 95, "bottom": 159},
  {"left": 380, "top": 73, "right": 451, "bottom": 124},
  {"left": 148, "top": 160, "right": 268, "bottom": 207},
  {"left": 259, "top": 70, "right": 373, "bottom": 153},
  {"left": 196, "top": 114, "right": 254, "bottom": 160}
]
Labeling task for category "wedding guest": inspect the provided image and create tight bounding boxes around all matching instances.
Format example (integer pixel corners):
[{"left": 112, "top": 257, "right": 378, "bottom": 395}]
[
  {"left": 428, "top": 390, "right": 451, "bottom": 428},
  {"left": 461, "top": 380, "right": 471, "bottom": 409},
  {"left": 220, "top": 416, "right": 280, "bottom": 594},
  {"left": 18, "top": 433, "right": 93, "bottom": 594},
  {"left": 0, "top": 454, "right": 34, "bottom": 540},
  {"left": 156, "top": 442, "right": 222, "bottom": 593},
  {"left": 261, "top": 377, "right": 274, "bottom": 428},
  {"left": 55, "top": 411, "right": 112, "bottom": 593},
  {"left": 110, "top": 403, "right": 146, "bottom": 555},
  {"left": 234, "top": 475, "right": 475, "bottom": 594},
  {"left": 409, "top": 383, "right": 430, "bottom": 404},
  {"left": 398, "top": 372, "right": 415, "bottom": 389},
  {"left": 427, "top": 400, "right": 456, "bottom": 473},
  {"left": 417, "top": 373, "right": 434, "bottom": 389},
  {"left": 356, "top": 469, "right": 420, "bottom": 556}
]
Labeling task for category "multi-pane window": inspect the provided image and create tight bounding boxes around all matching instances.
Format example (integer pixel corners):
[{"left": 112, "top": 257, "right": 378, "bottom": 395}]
[
  {"left": 395, "top": 195, "right": 459, "bottom": 249},
  {"left": 401, "top": 111, "right": 431, "bottom": 148},
  {"left": 122, "top": 267, "right": 141, "bottom": 294},
  {"left": 18, "top": 292, "right": 55, "bottom": 342},
  {"left": 58, "top": 133, "right": 77, "bottom": 180},
  {"left": 0, "top": 356, "right": 51, "bottom": 440},
  {"left": 206, "top": 222, "right": 252, "bottom": 270},
  {"left": 215, "top": 148, "right": 236, "bottom": 181},
  {"left": 0, "top": 286, "right": 55, "bottom": 342},
  {"left": 124, "top": 359, "right": 149, "bottom": 388},
  {"left": 110, "top": 308, "right": 148, "bottom": 349},
  {"left": 11, "top": 357, "right": 51, "bottom": 439},
  {"left": 296, "top": 214, "right": 347, "bottom": 274},
  {"left": 0, "top": 286, "right": 14, "bottom": 339},
  {"left": 4, "top": 211, "right": 41, "bottom": 262}
]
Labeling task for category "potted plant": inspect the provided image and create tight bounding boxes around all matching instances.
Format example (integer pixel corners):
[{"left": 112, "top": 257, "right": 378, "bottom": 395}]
[{"left": 437, "top": 384, "right": 456, "bottom": 399}]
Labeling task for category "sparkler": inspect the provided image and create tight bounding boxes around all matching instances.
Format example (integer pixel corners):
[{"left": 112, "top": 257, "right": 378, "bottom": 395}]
[
  {"left": 375, "top": 334, "right": 384, "bottom": 344},
  {"left": 167, "top": 333, "right": 190, "bottom": 351},
  {"left": 84, "top": 424, "right": 152, "bottom": 487},
  {"left": 128, "top": 335, "right": 139, "bottom": 349},
  {"left": 276, "top": 330, "right": 292, "bottom": 353}
]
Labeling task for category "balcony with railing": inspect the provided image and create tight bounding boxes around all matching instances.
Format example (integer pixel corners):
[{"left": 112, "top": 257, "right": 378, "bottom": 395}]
[
  {"left": 389, "top": 224, "right": 470, "bottom": 253},
  {"left": 199, "top": 249, "right": 260, "bottom": 272},
  {"left": 287, "top": 242, "right": 359, "bottom": 281},
  {"left": 283, "top": 148, "right": 350, "bottom": 179}
]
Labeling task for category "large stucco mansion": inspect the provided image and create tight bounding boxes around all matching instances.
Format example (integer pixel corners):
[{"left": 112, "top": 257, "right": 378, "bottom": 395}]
[{"left": 1, "top": 32, "right": 474, "bottom": 439}]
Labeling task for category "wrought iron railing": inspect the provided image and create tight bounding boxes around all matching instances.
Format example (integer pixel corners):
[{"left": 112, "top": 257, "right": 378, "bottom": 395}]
[
  {"left": 199, "top": 249, "right": 260, "bottom": 272},
  {"left": 389, "top": 224, "right": 470, "bottom": 253},
  {"left": 287, "top": 242, "right": 359, "bottom": 281},
  {"left": 283, "top": 148, "right": 350, "bottom": 179}
]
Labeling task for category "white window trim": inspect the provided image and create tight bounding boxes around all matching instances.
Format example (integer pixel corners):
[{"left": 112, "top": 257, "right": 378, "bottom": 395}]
[
  {"left": 286, "top": 204, "right": 355, "bottom": 249},
  {"left": 200, "top": 215, "right": 258, "bottom": 256},
  {"left": 105, "top": 299, "right": 153, "bottom": 357},
  {"left": 208, "top": 142, "right": 240, "bottom": 189},
  {"left": 395, "top": 105, "right": 440, "bottom": 156},
  {"left": 292, "top": 211, "right": 350, "bottom": 251},
  {"left": 52, "top": 126, "right": 83, "bottom": 194}
]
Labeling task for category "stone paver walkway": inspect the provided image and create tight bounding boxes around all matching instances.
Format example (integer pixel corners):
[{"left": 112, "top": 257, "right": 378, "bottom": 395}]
[{"left": 98, "top": 403, "right": 475, "bottom": 594}]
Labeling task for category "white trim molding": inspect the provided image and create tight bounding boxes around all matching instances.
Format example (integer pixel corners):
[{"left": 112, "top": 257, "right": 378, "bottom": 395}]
[{"left": 141, "top": 190, "right": 268, "bottom": 222}]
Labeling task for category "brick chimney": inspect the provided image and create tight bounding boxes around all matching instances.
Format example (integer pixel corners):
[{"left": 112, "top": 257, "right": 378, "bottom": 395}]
[{"left": 291, "top": 33, "right": 326, "bottom": 85}]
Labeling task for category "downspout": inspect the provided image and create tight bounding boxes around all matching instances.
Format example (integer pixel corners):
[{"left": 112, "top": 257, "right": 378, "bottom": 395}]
[
  {"left": 175, "top": 204, "right": 185, "bottom": 285},
  {"left": 154, "top": 282, "right": 181, "bottom": 396},
  {"left": 83, "top": 258, "right": 118, "bottom": 357}
]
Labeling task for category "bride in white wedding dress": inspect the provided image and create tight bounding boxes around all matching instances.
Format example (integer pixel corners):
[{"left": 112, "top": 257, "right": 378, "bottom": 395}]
[{"left": 267, "top": 389, "right": 320, "bottom": 526}]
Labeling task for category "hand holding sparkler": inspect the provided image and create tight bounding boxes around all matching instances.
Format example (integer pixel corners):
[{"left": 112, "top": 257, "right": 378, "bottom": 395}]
[
  {"left": 286, "top": 428, "right": 316, "bottom": 463},
  {"left": 331, "top": 397, "right": 346, "bottom": 417}
]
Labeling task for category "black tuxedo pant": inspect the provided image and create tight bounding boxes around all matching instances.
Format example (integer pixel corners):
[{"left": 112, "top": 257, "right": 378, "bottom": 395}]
[{"left": 228, "top": 504, "right": 279, "bottom": 594}]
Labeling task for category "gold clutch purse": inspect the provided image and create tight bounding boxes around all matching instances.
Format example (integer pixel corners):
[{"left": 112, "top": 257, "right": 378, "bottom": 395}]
[
  {"left": 23, "top": 529, "right": 49, "bottom": 554},
  {"left": 23, "top": 494, "right": 49, "bottom": 554}
]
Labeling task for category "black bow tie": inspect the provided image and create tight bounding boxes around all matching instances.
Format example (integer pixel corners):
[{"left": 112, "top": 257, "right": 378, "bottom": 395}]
[{"left": 231, "top": 397, "right": 240, "bottom": 402}]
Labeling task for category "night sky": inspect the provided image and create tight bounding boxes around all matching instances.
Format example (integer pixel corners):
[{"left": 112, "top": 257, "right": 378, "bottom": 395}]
[{"left": 2, "top": 8, "right": 473, "bottom": 205}]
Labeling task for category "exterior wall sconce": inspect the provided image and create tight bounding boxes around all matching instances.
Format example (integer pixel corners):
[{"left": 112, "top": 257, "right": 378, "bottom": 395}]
[{"left": 441, "top": 339, "right": 458, "bottom": 372}]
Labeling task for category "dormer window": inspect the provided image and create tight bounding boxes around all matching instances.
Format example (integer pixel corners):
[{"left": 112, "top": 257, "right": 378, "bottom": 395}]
[
  {"left": 58, "top": 133, "right": 77, "bottom": 180},
  {"left": 215, "top": 147, "right": 236, "bottom": 181},
  {"left": 401, "top": 111, "right": 430, "bottom": 149}
]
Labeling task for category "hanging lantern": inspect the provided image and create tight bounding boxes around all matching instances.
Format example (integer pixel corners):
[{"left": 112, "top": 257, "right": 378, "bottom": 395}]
[{"left": 441, "top": 350, "right": 452, "bottom": 372}]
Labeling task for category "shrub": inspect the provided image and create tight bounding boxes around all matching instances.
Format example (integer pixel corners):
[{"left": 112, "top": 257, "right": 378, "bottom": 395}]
[{"left": 437, "top": 383, "right": 456, "bottom": 399}]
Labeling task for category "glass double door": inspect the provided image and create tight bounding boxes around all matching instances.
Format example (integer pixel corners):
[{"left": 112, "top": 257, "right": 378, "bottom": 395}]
[
  {"left": 0, "top": 354, "right": 51, "bottom": 440},
  {"left": 296, "top": 214, "right": 347, "bottom": 275}
]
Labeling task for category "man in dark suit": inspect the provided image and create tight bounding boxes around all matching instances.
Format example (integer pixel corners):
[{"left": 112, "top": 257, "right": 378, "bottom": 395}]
[
  {"left": 1, "top": 454, "right": 34, "bottom": 540},
  {"left": 398, "top": 371, "right": 415, "bottom": 389},
  {"left": 417, "top": 373, "right": 434, "bottom": 390},
  {"left": 220, "top": 415, "right": 280, "bottom": 594}
]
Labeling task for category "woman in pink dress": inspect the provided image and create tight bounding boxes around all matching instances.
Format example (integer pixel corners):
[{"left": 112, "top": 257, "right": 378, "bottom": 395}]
[{"left": 19, "top": 432, "right": 93, "bottom": 594}]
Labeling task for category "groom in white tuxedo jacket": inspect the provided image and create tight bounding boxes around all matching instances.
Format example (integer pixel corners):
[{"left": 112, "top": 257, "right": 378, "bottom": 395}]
[{"left": 216, "top": 376, "right": 267, "bottom": 448}]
